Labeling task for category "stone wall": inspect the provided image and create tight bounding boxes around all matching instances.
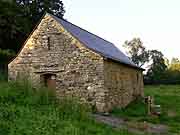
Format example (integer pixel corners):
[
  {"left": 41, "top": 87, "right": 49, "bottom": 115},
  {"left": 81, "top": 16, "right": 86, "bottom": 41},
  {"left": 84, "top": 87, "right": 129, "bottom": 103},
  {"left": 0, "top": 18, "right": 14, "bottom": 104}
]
[
  {"left": 8, "top": 13, "right": 144, "bottom": 112},
  {"left": 8, "top": 14, "right": 108, "bottom": 112},
  {"left": 104, "top": 59, "right": 144, "bottom": 110}
]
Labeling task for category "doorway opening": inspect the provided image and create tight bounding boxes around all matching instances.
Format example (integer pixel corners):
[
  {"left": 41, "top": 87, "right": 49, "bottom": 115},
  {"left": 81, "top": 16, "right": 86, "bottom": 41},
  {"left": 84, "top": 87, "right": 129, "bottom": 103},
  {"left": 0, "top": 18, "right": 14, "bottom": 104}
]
[{"left": 40, "top": 73, "right": 56, "bottom": 89}]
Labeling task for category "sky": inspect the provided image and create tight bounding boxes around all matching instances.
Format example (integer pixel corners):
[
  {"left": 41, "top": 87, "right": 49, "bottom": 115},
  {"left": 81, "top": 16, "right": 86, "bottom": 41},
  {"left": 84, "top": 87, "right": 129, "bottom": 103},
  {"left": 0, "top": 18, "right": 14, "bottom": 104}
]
[{"left": 63, "top": 0, "right": 180, "bottom": 60}]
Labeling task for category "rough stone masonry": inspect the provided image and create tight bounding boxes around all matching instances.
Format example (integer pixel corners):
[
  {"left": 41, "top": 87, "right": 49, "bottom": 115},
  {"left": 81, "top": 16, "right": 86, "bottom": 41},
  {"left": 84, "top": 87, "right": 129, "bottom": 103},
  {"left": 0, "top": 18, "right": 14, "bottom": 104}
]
[{"left": 8, "top": 13, "right": 144, "bottom": 112}]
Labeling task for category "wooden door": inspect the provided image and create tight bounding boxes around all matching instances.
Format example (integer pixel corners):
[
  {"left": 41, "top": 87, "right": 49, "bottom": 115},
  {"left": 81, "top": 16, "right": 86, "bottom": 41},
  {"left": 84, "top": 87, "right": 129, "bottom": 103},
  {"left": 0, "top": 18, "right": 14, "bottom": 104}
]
[
  {"left": 41, "top": 74, "right": 56, "bottom": 89},
  {"left": 46, "top": 75, "right": 56, "bottom": 89}
]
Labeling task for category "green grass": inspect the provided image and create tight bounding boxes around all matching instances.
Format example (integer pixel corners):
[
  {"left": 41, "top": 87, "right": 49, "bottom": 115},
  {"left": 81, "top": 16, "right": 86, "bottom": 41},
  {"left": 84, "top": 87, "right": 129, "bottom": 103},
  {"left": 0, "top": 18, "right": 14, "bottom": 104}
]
[
  {"left": 145, "top": 85, "right": 180, "bottom": 133},
  {"left": 112, "top": 85, "right": 180, "bottom": 134},
  {"left": 0, "top": 80, "right": 134, "bottom": 135}
]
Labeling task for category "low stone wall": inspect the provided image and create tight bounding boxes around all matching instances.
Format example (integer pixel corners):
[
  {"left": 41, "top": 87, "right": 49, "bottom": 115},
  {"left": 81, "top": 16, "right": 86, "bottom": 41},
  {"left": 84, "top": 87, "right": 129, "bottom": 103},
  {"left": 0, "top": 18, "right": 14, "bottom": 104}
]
[{"left": 104, "top": 59, "right": 144, "bottom": 110}]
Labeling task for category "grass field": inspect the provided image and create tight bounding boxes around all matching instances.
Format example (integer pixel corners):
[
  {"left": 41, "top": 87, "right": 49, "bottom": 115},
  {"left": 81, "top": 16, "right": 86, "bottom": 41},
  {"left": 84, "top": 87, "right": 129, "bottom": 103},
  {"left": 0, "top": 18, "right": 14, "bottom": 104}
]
[
  {"left": 0, "top": 80, "right": 134, "bottom": 135},
  {"left": 1, "top": 79, "right": 180, "bottom": 135},
  {"left": 112, "top": 85, "right": 180, "bottom": 134}
]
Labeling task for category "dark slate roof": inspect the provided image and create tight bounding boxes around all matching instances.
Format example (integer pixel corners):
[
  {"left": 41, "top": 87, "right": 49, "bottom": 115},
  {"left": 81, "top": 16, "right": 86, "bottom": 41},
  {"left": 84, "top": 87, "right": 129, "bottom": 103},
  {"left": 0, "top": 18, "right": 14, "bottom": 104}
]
[{"left": 49, "top": 13, "right": 143, "bottom": 70}]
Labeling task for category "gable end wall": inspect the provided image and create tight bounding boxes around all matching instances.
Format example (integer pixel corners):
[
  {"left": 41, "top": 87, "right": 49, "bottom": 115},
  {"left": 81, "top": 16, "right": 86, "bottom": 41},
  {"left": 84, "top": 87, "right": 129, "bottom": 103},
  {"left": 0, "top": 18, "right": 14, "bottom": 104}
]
[{"left": 8, "top": 14, "right": 109, "bottom": 112}]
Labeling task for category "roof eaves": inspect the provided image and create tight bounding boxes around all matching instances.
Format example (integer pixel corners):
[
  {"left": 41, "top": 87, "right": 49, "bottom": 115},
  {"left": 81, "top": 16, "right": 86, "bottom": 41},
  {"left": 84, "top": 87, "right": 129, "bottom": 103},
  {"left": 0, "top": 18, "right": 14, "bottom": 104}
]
[{"left": 49, "top": 14, "right": 143, "bottom": 71}]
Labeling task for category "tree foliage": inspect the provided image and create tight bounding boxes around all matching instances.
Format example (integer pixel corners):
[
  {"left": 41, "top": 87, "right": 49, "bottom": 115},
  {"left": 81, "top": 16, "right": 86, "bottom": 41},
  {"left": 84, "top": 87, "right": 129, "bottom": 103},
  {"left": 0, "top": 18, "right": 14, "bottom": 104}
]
[
  {"left": 123, "top": 38, "right": 150, "bottom": 67},
  {"left": 16, "top": 0, "right": 65, "bottom": 25},
  {"left": 0, "top": 49, "right": 15, "bottom": 63},
  {"left": 0, "top": 0, "right": 65, "bottom": 73},
  {"left": 145, "top": 50, "right": 167, "bottom": 84},
  {"left": 0, "top": 1, "right": 30, "bottom": 52},
  {"left": 145, "top": 54, "right": 180, "bottom": 84},
  {"left": 0, "top": 0, "right": 65, "bottom": 52},
  {"left": 123, "top": 38, "right": 180, "bottom": 84},
  {"left": 169, "top": 58, "right": 180, "bottom": 71}
]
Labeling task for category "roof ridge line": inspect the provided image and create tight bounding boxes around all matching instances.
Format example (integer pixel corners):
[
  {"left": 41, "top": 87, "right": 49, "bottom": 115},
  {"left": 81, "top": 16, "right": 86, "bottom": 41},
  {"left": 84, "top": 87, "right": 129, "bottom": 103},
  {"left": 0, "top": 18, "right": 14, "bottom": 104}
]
[
  {"left": 48, "top": 13, "right": 116, "bottom": 47},
  {"left": 46, "top": 13, "right": 144, "bottom": 71}
]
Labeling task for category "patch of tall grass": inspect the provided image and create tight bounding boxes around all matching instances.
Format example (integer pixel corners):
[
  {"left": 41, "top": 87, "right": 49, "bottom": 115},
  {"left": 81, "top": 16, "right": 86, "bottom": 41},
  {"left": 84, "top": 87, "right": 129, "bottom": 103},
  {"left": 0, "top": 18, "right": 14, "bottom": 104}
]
[
  {"left": 0, "top": 80, "right": 133, "bottom": 135},
  {"left": 0, "top": 79, "right": 90, "bottom": 120}
]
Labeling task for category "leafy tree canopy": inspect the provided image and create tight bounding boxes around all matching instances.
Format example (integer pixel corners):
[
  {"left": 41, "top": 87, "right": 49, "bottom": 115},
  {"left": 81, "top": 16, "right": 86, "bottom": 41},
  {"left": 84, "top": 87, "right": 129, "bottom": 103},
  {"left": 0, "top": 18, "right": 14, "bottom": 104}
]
[
  {"left": 0, "top": 0, "right": 65, "bottom": 65},
  {"left": 169, "top": 57, "right": 180, "bottom": 71},
  {"left": 146, "top": 50, "right": 167, "bottom": 81},
  {"left": 0, "top": 0, "right": 30, "bottom": 52},
  {"left": 123, "top": 38, "right": 150, "bottom": 67},
  {"left": 16, "top": 0, "right": 65, "bottom": 24}
]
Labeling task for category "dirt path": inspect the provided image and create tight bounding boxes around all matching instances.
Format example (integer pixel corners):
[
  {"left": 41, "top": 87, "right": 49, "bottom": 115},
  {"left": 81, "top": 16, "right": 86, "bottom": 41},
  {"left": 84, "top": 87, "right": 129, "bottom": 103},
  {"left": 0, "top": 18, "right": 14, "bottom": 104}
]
[{"left": 92, "top": 114, "right": 169, "bottom": 135}]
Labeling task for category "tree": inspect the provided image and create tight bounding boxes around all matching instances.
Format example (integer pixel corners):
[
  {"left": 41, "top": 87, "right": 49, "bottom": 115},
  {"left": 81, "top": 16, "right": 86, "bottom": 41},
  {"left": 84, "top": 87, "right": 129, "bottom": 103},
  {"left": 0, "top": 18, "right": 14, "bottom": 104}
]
[
  {"left": 164, "top": 57, "right": 170, "bottom": 68},
  {"left": 123, "top": 38, "right": 150, "bottom": 67},
  {"left": 0, "top": 0, "right": 30, "bottom": 52},
  {"left": 123, "top": 38, "right": 180, "bottom": 84},
  {"left": 145, "top": 50, "right": 167, "bottom": 84},
  {"left": 171, "top": 58, "right": 179, "bottom": 64},
  {"left": 0, "top": 0, "right": 65, "bottom": 53},
  {"left": 0, "top": 0, "right": 65, "bottom": 74},
  {"left": 16, "top": 0, "right": 65, "bottom": 26},
  {"left": 169, "top": 58, "right": 180, "bottom": 71},
  {"left": 166, "top": 58, "right": 180, "bottom": 84}
]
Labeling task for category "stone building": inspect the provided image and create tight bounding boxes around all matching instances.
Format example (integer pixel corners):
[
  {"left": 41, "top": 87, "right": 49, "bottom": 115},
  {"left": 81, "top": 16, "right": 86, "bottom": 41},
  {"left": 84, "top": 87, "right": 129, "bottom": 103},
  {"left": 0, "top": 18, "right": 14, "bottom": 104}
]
[{"left": 8, "top": 13, "right": 144, "bottom": 112}]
